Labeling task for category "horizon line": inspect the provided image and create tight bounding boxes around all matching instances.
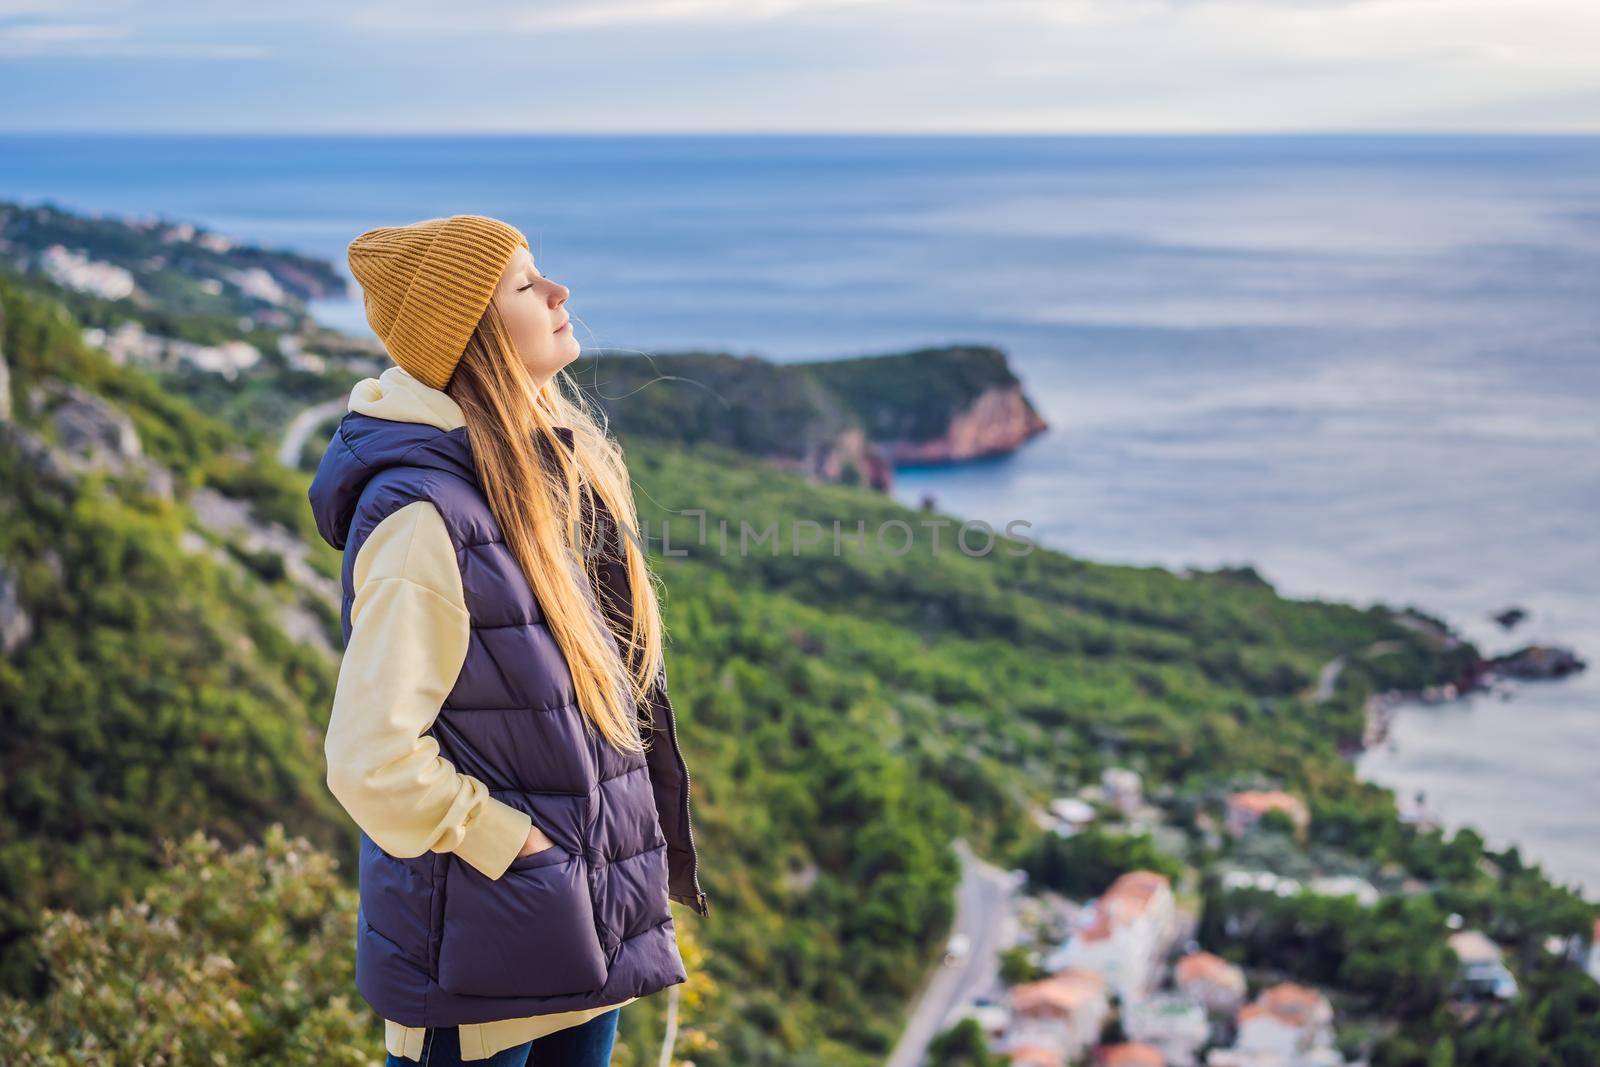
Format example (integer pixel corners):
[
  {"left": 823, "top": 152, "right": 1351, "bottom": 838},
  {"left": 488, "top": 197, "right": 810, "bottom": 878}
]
[{"left": 1, "top": 128, "right": 1599, "bottom": 139}]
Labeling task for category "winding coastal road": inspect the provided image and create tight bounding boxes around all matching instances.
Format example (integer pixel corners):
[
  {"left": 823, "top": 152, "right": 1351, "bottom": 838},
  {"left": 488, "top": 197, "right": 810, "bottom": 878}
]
[
  {"left": 279, "top": 396, "right": 348, "bottom": 470},
  {"left": 885, "top": 839, "right": 1019, "bottom": 1067},
  {"left": 1311, "top": 654, "right": 1345, "bottom": 702}
]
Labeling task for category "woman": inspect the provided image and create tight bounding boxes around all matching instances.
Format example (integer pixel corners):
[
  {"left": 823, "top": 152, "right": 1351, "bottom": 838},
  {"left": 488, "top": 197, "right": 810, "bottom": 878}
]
[{"left": 308, "top": 214, "right": 708, "bottom": 1066}]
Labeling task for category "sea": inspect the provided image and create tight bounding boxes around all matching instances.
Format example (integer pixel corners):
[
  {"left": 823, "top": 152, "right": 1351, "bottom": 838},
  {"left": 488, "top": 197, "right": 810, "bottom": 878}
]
[{"left": 2, "top": 133, "right": 1595, "bottom": 897}]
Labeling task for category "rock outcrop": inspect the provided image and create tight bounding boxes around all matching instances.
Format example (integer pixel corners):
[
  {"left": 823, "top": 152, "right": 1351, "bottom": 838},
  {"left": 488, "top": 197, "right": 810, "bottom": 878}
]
[
  {"left": 800, "top": 344, "right": 1050, "bottom": 478},
  {"left": 877, "top": 382, "right": 1049, "bottom": 466},
  {"left": 768, "top": 426, "right": 896, "bottom": 491},
  {"left": 18, "top": 380, "right": 174, "bottom": 501},
  {"left": 1488, "top": 644, "right": 1587, "bottom": 680},
  {"left": 0, "top": 303, "right": 10, "bottom": 423},
  {"left": 0, "top": 560, "right": 31, "bottom": 654},
  {"left": 563, "top": 344, "right": 1050, "bottom": 494}
]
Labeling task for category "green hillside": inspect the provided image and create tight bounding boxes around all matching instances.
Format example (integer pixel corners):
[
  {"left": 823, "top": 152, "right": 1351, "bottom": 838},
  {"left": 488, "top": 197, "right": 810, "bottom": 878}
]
[
  {"left": 568, "top": 350, "right": 855, "bottom": 462},
  {"left": 0, "top": 265, "right": 1593, "bottom": 1065},
  {"left": 0, "top": 275, "right": 350, "bottom": 996},
  {"left": 567, "top": 343, "right": 1041, "bottom": 470}
]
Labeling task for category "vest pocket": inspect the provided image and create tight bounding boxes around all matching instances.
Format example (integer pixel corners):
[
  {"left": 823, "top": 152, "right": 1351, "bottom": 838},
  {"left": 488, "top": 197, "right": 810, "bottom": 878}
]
[{"left": 436, "top": 845, "right": 610, "bottom": 999}]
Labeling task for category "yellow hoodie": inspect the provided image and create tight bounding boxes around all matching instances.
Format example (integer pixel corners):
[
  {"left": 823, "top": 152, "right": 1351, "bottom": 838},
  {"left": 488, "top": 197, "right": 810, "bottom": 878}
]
[{"left": 324, "top": 365, "right": 636, "bottom": 1061}]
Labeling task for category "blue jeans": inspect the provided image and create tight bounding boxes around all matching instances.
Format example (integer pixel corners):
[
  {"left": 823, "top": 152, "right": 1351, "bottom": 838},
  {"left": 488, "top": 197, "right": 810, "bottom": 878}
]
[{"left": 384, "top": 1008, "right": 620, "bottom": 1066}]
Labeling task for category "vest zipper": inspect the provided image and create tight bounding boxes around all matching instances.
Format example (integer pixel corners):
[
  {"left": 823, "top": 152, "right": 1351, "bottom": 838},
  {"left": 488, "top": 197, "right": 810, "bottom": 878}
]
[
  {"left": 593, "top": 501, "right": 709, "bottom": 918},
  {"left": 658, "top": 678, "right": 710, "bottom": 917}
]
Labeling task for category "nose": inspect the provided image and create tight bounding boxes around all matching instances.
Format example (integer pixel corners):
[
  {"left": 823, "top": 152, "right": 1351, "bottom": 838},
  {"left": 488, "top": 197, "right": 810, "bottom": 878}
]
[{"left": 550, "top": 280, "right": 570, "bottom": 306}]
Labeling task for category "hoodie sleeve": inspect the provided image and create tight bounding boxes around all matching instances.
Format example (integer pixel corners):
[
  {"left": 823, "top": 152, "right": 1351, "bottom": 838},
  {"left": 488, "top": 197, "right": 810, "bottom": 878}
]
[{"left": 324, "top": 499, "right": 534, "bottom": 880}]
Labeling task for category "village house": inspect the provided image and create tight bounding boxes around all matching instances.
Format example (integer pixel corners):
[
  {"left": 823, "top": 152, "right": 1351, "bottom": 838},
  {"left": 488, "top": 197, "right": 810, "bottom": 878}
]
[
  {"left": 81, "top": 319, "right": 263, "bottom": 381},
  {"left": 1123, "top": 992, "right": 1210, "bottom": 1066},
  {"left": 1448, "top": 929, "right": 1519, "bottom": 1001},
  {"left": 1050, "top": 796, "right": 1099, "bottom": 836},
  {"left": 1207, "top": 1051, "right": 1343, "bottom": 1067},
  {"left": 1205, "top": 1049, "right": 1255, "bottom": 1067},
  {"left": 1305, "top": 875, "right": 1379, "bottom": 906},
  {"left": 1094, "top": 1042, "right": 1165, "bottom": 1067},
  {"left": 1220, "top": 869, "right": 1301, "bottom": 897},
  {"left": 1224, "top": 790, "right": 1310, "bottom": 838},
  {"left": 1210, "top": 982, "right": 1336, "bottom": 1067},
  {"left": 1045, "top": 870, "right": 1178, "bottom": 1005},
  {"left": 1175, "top": 950, "right": 1248, "bottom": 1014},
  {"left": 1006, "top": 968, "right": 1112, "bottom": 1062},
  {"left": 1102, "top": 768, "right": 1143, "bottom": 817},
  {"left": 40, "top": 244, "right": 136, "bottom": 300},
  {"left": 1008, "top": 1044, "right": 1065, "bottom": 1067}
]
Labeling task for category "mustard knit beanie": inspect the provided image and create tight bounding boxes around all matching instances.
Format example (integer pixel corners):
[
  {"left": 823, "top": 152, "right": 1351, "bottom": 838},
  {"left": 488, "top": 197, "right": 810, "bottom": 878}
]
[{"left": 346, "top": 214, "right": 529, "bottom": 390}]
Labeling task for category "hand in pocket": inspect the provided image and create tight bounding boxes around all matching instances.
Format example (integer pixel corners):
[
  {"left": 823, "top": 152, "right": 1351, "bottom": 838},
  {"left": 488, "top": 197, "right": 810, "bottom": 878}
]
[{"left": 517, "top": 822, "right": 557, "bottom": 860}]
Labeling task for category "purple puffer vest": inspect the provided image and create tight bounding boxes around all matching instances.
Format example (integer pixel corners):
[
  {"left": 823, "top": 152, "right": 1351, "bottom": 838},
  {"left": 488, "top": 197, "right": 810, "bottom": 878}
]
[{"left": 308, "top": 411, "right": 708, "bottom": 1027}]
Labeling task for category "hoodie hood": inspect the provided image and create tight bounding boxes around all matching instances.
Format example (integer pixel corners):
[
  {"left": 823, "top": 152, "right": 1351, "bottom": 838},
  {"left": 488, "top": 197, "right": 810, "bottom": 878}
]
[
  {"left": 307, "top": 364, "right": 575, "bottom": 551},
  {"left": 307, "top": 365, "right": 470, "bottom": 551},
  {"left": 349, "top": 364, "right": 469, "bottom": 433}
]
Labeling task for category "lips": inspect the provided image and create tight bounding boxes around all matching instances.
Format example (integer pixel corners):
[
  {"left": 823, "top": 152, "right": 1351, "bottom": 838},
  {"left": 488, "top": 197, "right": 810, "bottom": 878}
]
[{"left": 554, "top": 317, "right": 571, "bottom": 333}]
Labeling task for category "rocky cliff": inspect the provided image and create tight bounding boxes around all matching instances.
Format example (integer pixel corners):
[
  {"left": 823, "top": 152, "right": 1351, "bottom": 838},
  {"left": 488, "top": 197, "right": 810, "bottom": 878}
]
[
  {"left": 876, "top": 381, "right": 1049, "bottom": 466},
  {"left": 798, "top": 344, "right": 1050, "bottom": 477},
  {"left": 571, "top": 344, "right": 1049, "bottom": 494}
]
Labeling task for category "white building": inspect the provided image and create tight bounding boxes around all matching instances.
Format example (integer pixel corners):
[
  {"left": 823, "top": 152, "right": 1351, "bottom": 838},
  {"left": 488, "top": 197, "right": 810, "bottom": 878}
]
[
  {"left": 1217, "top": 983, "right": 1335, "bottom": 1067},
  {"left": 1448, "top": 930, "right": 1518, "bottom": 1000},
  {"left": 1220, "top": 869, "right": 1301, "bottom": 898},
  {"left": 1124, "top": 993, "right": 1209, "bottom": 1066},
  {"left": 1050, "top": 797, "right": 1098, "bottom": 836},
  {"left": 1208, "top": 1051, "right": 1343, "bottom": 1067},
  {"left": 1006, "top": 968, "right": 1111, "bottom": 1062},
  {"left": 1175, "top": 951, "right": 1247, "bottom": 1015},
  {"left": 40, "top": 244, "right": 136, "bottom": 300},
  {"left": 225, "top": 265, "right": 289, "bottom": 305},
  {"left": 1007, "top": 1046, "right": 1064, "bottom": 1067},
  {"left": 1102, "top": 768, "right": 1143, "bottom": 817},
  {"left": 1045, "top": 870, "right": 1177, "bottom": 1005},
  {"left": 1306, "top": 876, "right": 1379, "bottom": 906},
  {"left": 81, "top": 320, "right": 262, "bottom": 381}
]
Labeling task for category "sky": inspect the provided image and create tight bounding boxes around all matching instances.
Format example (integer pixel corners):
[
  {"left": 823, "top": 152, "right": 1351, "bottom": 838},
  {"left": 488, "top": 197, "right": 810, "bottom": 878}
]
[{"left": 1, "top": 0, "right": 1598, "bottom": 133}]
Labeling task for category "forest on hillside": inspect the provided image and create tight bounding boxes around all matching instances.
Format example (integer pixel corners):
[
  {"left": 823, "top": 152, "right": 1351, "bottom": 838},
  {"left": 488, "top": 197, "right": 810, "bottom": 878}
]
[{"left": 0, "top": 224, "right": 1595, "bottom": 1066}]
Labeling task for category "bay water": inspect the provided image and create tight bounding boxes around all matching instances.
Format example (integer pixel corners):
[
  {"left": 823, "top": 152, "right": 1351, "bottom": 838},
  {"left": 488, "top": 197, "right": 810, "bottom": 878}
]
[{"left": 4, "top": 132, "right": 1595, "bottom": 895}]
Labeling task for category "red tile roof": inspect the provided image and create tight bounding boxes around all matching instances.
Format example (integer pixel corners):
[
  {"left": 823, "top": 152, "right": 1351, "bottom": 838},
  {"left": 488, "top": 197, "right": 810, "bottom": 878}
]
[
  {"left": 1175, "top": 950, "right": 1244, "bottom": 989},
  {"left": 1095, "top": 1042, "right": 1164, "bottom": 1067}
]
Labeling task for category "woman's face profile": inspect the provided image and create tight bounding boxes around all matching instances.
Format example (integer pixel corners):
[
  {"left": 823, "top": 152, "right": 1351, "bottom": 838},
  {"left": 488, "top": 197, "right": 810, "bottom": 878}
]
[{"left": 491, "top": 246, "right": 580, "bottom": 385}]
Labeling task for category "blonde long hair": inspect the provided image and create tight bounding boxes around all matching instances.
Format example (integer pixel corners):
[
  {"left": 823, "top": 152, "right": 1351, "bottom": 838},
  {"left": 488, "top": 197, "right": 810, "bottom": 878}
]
[{"left": 445, "top": 300, "right": 664, "bottom": 755}]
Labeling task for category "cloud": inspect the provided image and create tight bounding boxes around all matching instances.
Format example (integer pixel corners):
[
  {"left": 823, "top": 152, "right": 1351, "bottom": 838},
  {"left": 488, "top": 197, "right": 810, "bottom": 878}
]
[
  {"left": 0, "top": 10, "right": 273, "bottom": 57},
  {"left": 539, "top": 0, "right": 879, "bottom": 27},
  {"left": 0, "top": 0, "right": 1595, "bottom": 129}
]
